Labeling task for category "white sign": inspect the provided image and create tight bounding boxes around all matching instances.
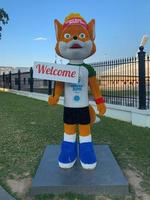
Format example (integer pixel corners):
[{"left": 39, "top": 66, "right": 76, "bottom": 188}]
[{"left": 33, "top": 61, "right": 79, "bottom": 83}]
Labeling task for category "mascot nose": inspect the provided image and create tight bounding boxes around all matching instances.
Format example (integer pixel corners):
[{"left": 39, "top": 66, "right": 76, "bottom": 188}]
[{"left": 73, "top": 36, "right": 78, "bottom": 40}]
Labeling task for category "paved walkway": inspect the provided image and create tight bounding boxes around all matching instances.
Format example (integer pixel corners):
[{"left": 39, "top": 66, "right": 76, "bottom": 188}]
[{"left": 0, "top": 186, "right": 16, "bottom": 200}]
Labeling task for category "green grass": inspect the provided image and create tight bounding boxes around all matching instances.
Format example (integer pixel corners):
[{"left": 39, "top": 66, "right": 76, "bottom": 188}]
[{"left": 0, "top": 92, "right": 150, "bottom": 200}]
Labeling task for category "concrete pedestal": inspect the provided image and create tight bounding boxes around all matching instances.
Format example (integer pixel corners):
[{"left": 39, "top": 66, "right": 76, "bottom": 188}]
[
  {"left": 31, "top": 145, "right": 128, "bottom": 196},
  {"left": 0, "top": 186, "right": 16, "bottom": 200}
]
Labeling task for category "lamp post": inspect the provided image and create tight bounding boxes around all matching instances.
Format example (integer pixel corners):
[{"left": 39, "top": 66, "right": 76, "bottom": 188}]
[{"left": 140, "top": 35, "right": 148, "bottom": 48}]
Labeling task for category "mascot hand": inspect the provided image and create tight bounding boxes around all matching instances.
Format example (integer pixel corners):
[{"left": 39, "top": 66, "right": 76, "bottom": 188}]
[
  {"left": 48, "top": 96, "right": 59, "bottom": 105},
  {"left": 97, "top": 103, "right": 106, "bottom": 116}
]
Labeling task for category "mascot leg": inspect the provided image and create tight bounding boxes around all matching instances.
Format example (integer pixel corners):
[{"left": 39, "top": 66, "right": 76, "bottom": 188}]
[
  {"left": 79, "top": 124, "right": 97, "bottom": 169},
  {"left": 89, "top": 105, "right": 96, "bottom": 127},
  {"left": 58, "top": 124, "right": 77, "bottom": 169}
]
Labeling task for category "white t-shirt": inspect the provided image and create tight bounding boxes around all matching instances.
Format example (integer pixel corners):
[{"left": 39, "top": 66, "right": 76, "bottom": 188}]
[{"left": 64, "top": 65, "right": 91, "bottom": 108}]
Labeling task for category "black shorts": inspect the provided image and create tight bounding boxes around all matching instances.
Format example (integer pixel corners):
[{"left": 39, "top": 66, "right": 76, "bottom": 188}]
[{"left": 63, "top": 106, "right": 90, "bottom": 125}]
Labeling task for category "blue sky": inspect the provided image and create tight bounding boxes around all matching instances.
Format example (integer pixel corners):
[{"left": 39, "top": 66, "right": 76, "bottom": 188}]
[{"left": 0, "top": 0, "right": 150, "bottom": 67}]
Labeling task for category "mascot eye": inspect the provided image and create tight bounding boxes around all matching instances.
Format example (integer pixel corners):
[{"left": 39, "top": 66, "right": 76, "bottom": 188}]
[
  {"left": 64, "top": 33, "right": 71, "bottom": 39},
  {"left": 79, "top": 33, "right": 85, "bottom": 39}
]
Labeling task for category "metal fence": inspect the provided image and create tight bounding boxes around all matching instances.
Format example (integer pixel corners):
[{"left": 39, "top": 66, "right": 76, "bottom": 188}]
[
  {"left": 92, "top": 57, "right": 139, "bottom": 108},
  {"left": 0, "top": 68, "right": 52, "bottom": 95},
  {"left": 92, "top": 47, "right": 150, "bottom": 109},
  {"left": 0, "top": 47, "right": 150, "bottom": 109}
]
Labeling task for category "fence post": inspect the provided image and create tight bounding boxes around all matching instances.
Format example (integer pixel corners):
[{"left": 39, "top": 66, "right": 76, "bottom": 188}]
[
  {"left": 30, "top": 67, "right": 33, "bottom": 92},
  {"left": 48, "top": 80, "right": 52, "bottom": 95},
  {"left": 18, "top": 69, "right": 21, "bottom": 90},
  {"left": 138, "top": 46, "right": 146, "bottom": 109},
  {"left": 3, "top": 72, "right": 5, "bottom": 88},
  {"left": 9, "top": 71, "right": 12, "bottom": 89}
]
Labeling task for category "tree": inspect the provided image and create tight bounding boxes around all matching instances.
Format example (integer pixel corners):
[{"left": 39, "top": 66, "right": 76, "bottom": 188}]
[{"left": 0, "top": 8, "right": 9, "bottom": 39}]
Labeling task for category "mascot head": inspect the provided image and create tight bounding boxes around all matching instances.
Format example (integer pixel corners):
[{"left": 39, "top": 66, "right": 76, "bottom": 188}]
[{"left": 54, "top": 13, "right": 96, "bottom": 60}]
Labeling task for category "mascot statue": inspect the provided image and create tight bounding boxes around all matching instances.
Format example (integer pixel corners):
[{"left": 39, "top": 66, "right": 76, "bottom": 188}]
[{"left": 48, "top": 13, "right": 106, "bottom": 170}]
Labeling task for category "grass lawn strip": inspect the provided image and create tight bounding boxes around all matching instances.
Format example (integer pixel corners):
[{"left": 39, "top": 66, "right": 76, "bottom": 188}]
[{"left": 0, "top": 92, "right": 150, "bottom": 200}]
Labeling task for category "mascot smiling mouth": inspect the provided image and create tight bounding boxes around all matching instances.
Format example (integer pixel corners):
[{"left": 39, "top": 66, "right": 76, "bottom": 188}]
[{"left": 70, "top": 43, "right": 82, "bottom": 49}]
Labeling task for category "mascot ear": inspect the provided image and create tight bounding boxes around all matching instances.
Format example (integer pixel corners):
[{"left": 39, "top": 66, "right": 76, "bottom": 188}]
[
  {"left": 54, "top": 19, "right": 63, "bottom": 40},
  {"left": 88, "top": 19, "right": 95, "bottom": 41}
]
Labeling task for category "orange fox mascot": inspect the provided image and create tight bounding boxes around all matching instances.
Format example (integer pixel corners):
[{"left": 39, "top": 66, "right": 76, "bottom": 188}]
[{"left": 48, "top": 13, "right": 106, "bottom": 170}]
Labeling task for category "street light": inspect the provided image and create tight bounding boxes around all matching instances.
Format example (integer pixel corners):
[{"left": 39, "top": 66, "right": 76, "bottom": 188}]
[
  {"left": 136, "top": 35, "right": 149, "bottom": 56},
  {"left": 139, "top": 35, "right": 149, "bottom": 50}
]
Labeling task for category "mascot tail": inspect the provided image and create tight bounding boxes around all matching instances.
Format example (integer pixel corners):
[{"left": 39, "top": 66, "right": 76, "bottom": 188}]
[{"left": 89, "top": 105, "right": 96, "bottom": 127}]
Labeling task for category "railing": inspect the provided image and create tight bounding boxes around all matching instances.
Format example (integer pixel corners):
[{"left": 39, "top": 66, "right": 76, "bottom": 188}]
[
  {"left": 91, "top": 48, "right": 150, "bottom": 109},
  {"left": 92, "top": 57, "right": 139, "bottom": 108},
  {"left": 0, "top": 47, "right": 150, "bottom": 110},
  {"left": 0, "top": 69, "right": 52, "bottom": 95}
]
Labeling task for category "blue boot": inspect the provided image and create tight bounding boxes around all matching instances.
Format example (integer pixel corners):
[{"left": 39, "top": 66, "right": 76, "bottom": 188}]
[
  {"left": 79, "top": 142, "right": 97, "bottom": 169},
  {"left": 58, "top": 141, "right": 77, "bottom": 169}
]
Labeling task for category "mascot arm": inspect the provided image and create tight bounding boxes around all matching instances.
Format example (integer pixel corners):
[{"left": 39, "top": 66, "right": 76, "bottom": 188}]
[
  {"left": 48, "top": 81, "right": 64, "bottom": 105},
  {"left": 89, "top": 76, "right": 106, "bottom": 116}
]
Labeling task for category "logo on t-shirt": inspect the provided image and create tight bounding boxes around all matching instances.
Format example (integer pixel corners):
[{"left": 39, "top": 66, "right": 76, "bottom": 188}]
[
  {"left": 74, "top": 95, "right": 80, "bottom": 101},
  {"left": 71, "top": 84, "right": 83, "bottom": 91}
]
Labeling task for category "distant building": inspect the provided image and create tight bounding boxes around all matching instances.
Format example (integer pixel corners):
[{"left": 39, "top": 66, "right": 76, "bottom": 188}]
[
  {"left": 0, "top": 66, "right": 29, "bottom": 75},
  {"left": 91, "top": 59, "right": 150, "bottom": 90},
  {"left": 0, "top": 66, "right": 51, "bottom": 92},
  {"left": 0, "top": 61, "right": 149, "bottom": 92}
]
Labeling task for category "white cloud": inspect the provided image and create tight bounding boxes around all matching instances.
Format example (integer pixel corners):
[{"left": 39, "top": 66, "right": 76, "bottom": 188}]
[{"left": 33, "top": 37, "right": 47, "bottom": 41}]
